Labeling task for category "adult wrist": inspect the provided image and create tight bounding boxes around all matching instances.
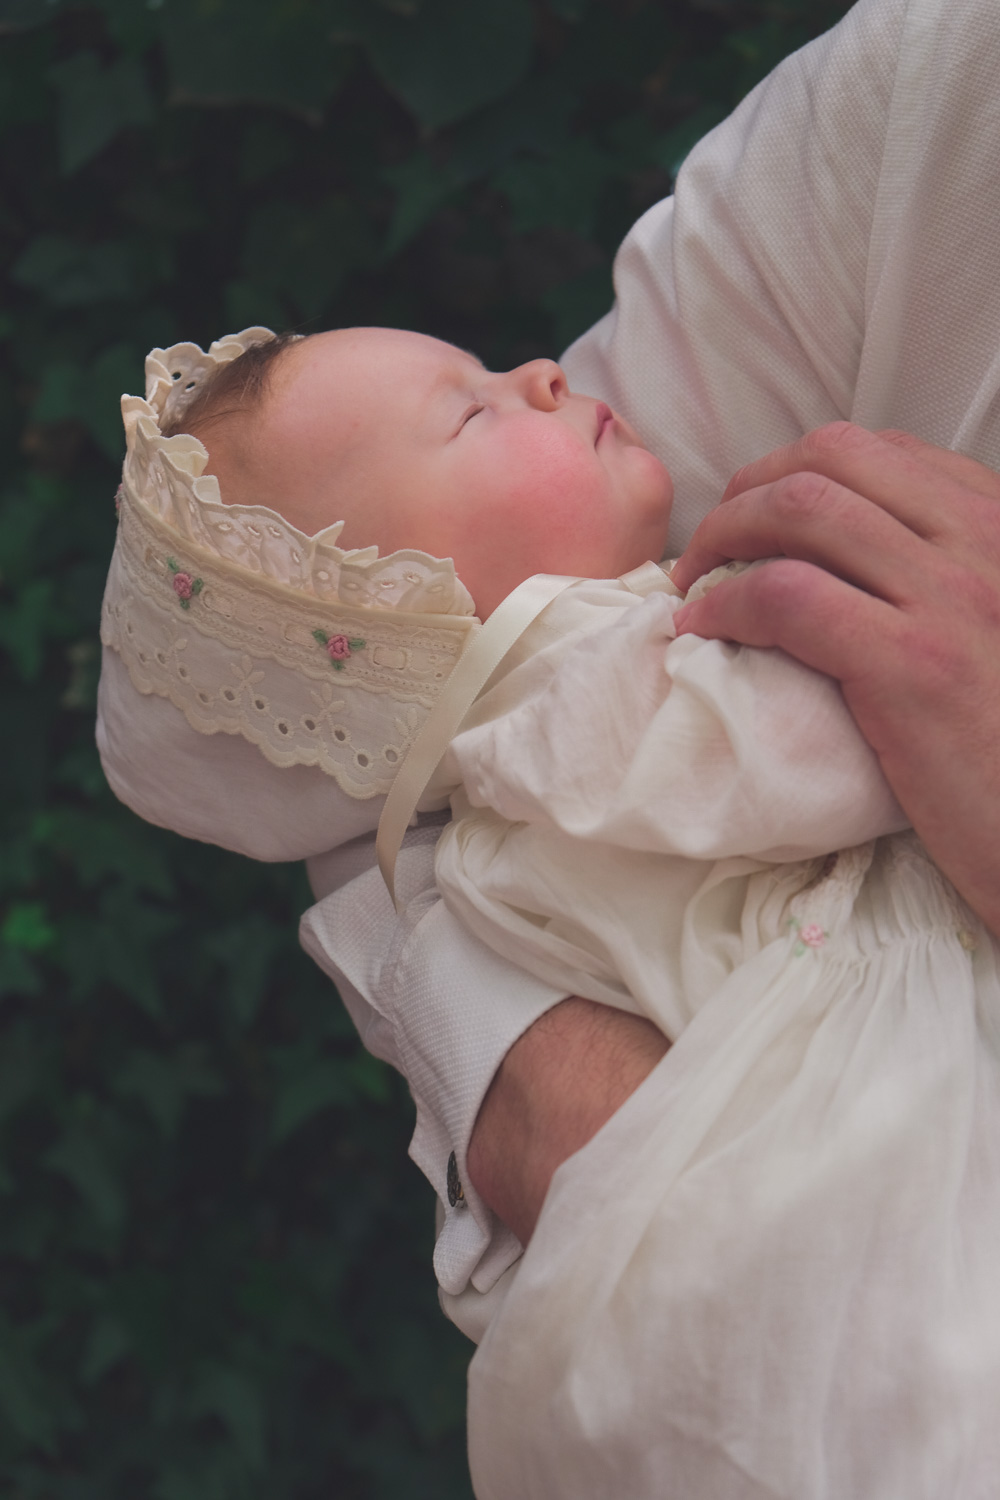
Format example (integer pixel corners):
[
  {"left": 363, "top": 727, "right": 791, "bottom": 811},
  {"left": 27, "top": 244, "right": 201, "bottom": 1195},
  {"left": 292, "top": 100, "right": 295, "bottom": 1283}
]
[{"left": 468, "top": 997, "right": 669, "bottom": 1246}]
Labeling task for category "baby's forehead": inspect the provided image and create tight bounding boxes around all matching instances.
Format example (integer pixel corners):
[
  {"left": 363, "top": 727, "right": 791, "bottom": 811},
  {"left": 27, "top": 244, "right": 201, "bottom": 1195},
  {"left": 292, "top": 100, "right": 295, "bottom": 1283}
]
[
  {"left": 285, "top": 326, "right": 485, "bottom": 394},
  {"left": 270, "top": 328, "right": 486, "bottom": 448}
]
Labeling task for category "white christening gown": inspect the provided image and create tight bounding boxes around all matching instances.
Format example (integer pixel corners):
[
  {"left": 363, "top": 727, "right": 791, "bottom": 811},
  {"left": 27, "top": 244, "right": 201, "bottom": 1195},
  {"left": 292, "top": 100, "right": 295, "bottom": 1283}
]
[{"left": 432, "top": 566, "right": 1000, "bottom": 1498}]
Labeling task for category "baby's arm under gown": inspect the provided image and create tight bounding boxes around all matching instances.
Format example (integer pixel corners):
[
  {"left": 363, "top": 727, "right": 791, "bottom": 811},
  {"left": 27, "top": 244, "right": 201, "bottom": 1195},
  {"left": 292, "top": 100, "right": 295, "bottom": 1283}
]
[{"left": 435, "top": 576, "right": 909, "bottom": 1039}]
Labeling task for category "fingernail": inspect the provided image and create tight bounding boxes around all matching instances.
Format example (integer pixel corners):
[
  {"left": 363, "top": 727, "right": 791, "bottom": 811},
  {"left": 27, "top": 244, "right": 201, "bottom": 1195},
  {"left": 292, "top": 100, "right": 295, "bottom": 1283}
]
[{"left": 673, "top": 603, "right": 691, "bottom": 632}]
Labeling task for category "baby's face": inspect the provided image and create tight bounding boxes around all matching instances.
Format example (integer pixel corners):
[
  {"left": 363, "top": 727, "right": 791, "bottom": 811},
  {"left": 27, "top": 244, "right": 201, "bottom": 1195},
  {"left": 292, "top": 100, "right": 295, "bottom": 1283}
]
[{"left": 214, "top": 327, "right": 672, "bottom": 617}]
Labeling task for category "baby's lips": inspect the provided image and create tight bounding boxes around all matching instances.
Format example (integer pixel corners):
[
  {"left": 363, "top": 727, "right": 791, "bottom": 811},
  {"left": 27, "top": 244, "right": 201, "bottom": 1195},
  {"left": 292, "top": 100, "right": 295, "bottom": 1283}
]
[{"left": 594, "top": 402, "right": 615, "bottom": 444}]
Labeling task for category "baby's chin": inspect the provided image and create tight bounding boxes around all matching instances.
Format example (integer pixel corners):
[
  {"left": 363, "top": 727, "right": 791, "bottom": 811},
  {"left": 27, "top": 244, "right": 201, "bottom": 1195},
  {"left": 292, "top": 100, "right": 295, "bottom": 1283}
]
[{"left": 629, "top": 456, "right": 674, "bottom": 554}]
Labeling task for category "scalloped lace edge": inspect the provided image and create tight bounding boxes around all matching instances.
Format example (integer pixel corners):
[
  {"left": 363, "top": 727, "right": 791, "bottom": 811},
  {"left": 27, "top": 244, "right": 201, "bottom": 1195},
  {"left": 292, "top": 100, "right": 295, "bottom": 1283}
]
[{"left": 119, "top": 327, "right": 478, "bottom": 618}]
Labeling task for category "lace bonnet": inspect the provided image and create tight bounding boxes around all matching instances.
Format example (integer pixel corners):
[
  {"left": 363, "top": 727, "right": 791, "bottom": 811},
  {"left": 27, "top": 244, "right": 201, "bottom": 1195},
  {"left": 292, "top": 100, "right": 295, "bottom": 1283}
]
[{"left": 97, "top": 328, "right": 482, "bottom": 862}]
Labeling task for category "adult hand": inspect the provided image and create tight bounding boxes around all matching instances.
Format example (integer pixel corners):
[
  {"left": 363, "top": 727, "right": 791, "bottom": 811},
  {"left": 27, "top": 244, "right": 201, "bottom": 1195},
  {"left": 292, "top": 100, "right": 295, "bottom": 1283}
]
[{"left": 670, "top": 422, "right": 1000, "bottom": 936}]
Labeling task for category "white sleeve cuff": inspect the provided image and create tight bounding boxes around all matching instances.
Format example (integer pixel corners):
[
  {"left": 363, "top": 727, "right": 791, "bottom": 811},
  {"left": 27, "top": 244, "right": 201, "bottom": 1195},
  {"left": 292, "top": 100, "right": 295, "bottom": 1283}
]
[{"left": 301, "top": 824, "right": 568, "bottom": 1308}]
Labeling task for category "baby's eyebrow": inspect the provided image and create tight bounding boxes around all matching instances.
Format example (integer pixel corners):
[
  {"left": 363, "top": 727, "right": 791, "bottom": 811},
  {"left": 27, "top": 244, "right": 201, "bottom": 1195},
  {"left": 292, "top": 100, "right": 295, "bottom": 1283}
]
[{"left": 424, "top": 349, "right": 486, "bottom": 412}]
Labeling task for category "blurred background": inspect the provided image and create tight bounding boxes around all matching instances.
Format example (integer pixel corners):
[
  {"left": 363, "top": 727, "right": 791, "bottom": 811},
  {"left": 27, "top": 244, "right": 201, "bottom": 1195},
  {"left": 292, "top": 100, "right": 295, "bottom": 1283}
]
[{"left": 0, "top": 0, "right": 851, "bottom": 1494}]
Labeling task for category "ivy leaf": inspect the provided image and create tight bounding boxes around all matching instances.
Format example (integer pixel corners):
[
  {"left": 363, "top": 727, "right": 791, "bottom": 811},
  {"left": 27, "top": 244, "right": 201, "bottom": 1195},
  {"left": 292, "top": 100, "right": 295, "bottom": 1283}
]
[
  {"left": 0, "top": 0, "right": 63, "bottom": 31},
  {"left": 48, "top": 50, "right": 153, "bottom": 174},
  {"left": 205, "top": 917, "right": 284, "bottom": 1028},
  {"left": 650, "top": 102, "right": 728, "bottom": 182},
  {"left": 1, "top": 900, "right": 55, "bottom": 953},
  {"left": 13, "top": 236, "right": 135, "bottom": 306},
  {"left": 189, "top": 1363, "right": 266, "bottom": 1471},
  {"left": 241, "top": 194, "right": 374, "bottom": 320},
  {"left": 29, "top": 342, "right": 139, "bottom": 459},
  {"left": 44, "top": 1127, "right": 126, "bottom": 1234},
  {"left": 383, "top": 150, "right": 469, "bottom": 257},
  {"left": 114, "top": 1046, "right": 225, "bottom": 1138},
  {"left": 0, "top": 1309, "right": 57, "bottom": 1450},
  {"left": 0, "top": 1020, "right": 39, "bottom": 1122},
  {"left": 0, "top": 578, "right": 56, "bottom": 682},
  {"left": 162, "top": 0, "right": 350, "bottom": 121},
  {"left": 493, "top": 139, "right": 616, "bottom": 237},
  {"left": 542, "top": 263, "right": 613, "bottom": 351},
  {"left": 34, "top": 806, "right": 174, "bottom": 897},
  {"left": 81, "top": 1314, "right": 131, "bottom": 1385},
  {"left": 361, "top": 0, "right": 534, "bottom": 132},
  {"left": 270, "top": 1048, "right": 354, "bottom": 1142}
]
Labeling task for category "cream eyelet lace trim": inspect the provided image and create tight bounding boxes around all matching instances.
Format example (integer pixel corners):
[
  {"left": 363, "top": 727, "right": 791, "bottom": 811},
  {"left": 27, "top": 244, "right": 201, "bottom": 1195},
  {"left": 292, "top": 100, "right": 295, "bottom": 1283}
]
[{"left": 102, "top": 328, "right": 482, "bottom": 799}]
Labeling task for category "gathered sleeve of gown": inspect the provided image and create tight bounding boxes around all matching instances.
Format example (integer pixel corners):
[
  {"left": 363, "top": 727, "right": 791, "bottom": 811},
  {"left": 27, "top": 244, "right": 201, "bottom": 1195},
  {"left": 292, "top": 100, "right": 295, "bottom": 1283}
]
[
  {"left": 435, "top": 580, "right": 910, "bottom": 1034},
  {"left": 447, "top": 586, "right": 907, "bottom": 867}
]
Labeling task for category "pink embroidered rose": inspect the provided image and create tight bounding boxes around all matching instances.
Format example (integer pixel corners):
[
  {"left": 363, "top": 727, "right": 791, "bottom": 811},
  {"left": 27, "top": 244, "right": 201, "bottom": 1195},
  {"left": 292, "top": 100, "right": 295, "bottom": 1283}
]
[
  {"left": 327, "top": 634, "right": 352, "bottom": 661},
  {"left": 172, "top": 571, "right": 194, "bottom": 600},
  {"left": 799, "top": 923, "right": 825, "bottom": 949}
]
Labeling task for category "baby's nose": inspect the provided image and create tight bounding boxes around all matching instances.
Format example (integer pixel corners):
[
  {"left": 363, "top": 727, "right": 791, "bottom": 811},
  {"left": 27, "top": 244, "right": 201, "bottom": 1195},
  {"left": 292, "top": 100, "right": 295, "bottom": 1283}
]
[{"left": 509, "top": 358, "right": 568, "bottom": 410}]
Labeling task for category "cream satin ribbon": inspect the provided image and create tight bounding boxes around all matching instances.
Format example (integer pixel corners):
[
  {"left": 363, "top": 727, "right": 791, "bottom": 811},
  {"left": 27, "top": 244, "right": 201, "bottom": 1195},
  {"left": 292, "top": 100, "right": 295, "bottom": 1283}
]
[{"left": 376, "top": 573, "right": 578, "bottom": 909}]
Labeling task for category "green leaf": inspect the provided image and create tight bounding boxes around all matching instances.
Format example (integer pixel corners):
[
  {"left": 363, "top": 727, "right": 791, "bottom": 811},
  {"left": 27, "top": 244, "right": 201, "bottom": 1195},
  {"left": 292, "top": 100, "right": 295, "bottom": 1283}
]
[
  {"left": 30, "top": 342, "right": 140, "bottom": 458},
  {"left": 205, "top": 917, "right": 283, "bottom": 1028},
  {"left": 493, "top": 139, "right": 616, "bottom": 237},
  {"left": 450, "top": 75, "right": 575, "bottom": 177},
  {"left": 115, "top": 1046, "right": 224, "bottom": 1138},
  {"left": 0, "top": 1020, "right": 38, "bottom": 1122},
  {"left": 361, "top": 0, "right": 534, "bottom": 132},
  {"left": 651, "top": 102, "right": 728, "bottom": 182},
  {"left": 0, "top": 577, "right": 56, "bottom": 681},
  {"left": 44, "top": 1127, "right": 126, "bottom": 1234},
  {"left": 348, "top": 1048, "right": 391, "bottom": 1105},
  {"left": 13, "top": 236, "right": 135, "bottom": 306},
  {"left": 541, "top": 262, "right": 613, "bottom": 351},
  {"left": 0, "top": 1310, "right": 57, "bottom": 1450},
  {"left": 241, "top": 194, "right": 374, "bottom": 320},
  {"left": 383, "top": 149, "right": 468, "bottom": 257},
  {"left": 0, "top": 0, "right": 62, "bottom": 32},
  {"left": 33, "top": 807, "right": 174, "bottom": 896},
  {"left": 1, "top": 900, "right": 55, "bottom": 953},
  {"left": 0, "top": 945, "right": 41, "bottom": 999},
  {"left": 48, "top": 50, "right": 153, "bottom": 174},
  {"left": 190, "top": 1363, "right": 266, "bottom": 1471},
  {"left": 162, "top": 0, "right": 350, "bottom": 120},
  {"left": 270, "top": 1049, "right": 354, "bottom": 1142},
  {"left": 81, "top": 1314, "right": 131, "bottom": 1385}
]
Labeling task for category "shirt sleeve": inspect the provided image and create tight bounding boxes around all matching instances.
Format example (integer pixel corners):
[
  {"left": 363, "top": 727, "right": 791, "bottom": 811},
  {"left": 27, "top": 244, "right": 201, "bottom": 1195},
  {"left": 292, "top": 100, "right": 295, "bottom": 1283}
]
[
  {"left": 301, "top": 822, "right": 567, "bottom": 1337},
  {"left": 561, "top": 0, "right": 907, "bottom": 554}
]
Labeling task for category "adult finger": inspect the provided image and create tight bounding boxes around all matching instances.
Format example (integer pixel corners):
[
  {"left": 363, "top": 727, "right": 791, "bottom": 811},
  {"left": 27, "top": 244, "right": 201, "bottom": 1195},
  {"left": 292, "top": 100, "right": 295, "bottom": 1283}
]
[
  {"left": 672, "top": 559, "right": 902, "bottom": 692},
  {"left": 874, "top": 429, "right": 1000, "bottom": 499},
  {"left": 720, "top": 422, "right": 975, "bottom": 534},
  {"left": 670, "top": 470, "right": 931, "bottom": 598}
]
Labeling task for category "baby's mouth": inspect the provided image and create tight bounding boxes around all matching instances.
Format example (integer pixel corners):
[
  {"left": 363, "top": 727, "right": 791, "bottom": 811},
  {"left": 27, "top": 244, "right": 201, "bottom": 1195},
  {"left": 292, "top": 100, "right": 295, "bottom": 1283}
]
[{"left": 595, "top": 403, "right": 615, "bottom": 444}]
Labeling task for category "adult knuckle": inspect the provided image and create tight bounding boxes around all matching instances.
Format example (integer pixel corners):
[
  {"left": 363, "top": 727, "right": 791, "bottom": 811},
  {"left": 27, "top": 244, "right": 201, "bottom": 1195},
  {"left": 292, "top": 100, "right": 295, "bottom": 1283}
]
[
  {"left": 874, "top": 427, "right": 919, "bottom": 452},
  {"left": 966, "top": 502, "right": 1000, "bottom": 559},
  {"left": 802, "top": 420, "right": 871, "bottom": 462},
  {"left": 748, "top": 558, "right": 809, "bottom": 618},
  {"left": 896, "top": 617, "right": 969, "bottom": 701},
  {"left": 952, "top": 564, "right": 1000, "bottom": 629},
  {"left": 772, "top": 469, "right": 835, "bottom": 523}
]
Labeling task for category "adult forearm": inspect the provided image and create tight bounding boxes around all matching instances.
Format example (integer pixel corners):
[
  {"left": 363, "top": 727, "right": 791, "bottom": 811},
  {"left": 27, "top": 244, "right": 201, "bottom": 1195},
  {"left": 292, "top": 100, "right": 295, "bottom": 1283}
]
[{"left": 467, "top": 997, "right": 669, "bottom": 1245}]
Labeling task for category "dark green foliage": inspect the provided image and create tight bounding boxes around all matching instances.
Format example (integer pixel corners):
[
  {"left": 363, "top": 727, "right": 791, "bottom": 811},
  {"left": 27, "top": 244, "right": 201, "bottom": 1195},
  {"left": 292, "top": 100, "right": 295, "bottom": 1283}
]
[{"left": 0, "top": 0, "right": 851, "bottom": 1492}]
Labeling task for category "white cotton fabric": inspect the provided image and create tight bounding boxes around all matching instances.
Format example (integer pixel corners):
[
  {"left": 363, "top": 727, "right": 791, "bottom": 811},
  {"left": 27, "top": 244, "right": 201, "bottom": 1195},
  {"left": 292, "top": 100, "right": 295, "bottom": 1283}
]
[
  {"left": 436, "top": 571, "right": 909, "bottom": 1037},
  {"left": 471, "top": 848, "right": 1000, "bottom": 1498},
  {"left": 302, "top": 0, "right": 1000, "bottom": 1489},
  {"left": 433, "top": 578, "right": 1000, "bottom": 1499}
]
